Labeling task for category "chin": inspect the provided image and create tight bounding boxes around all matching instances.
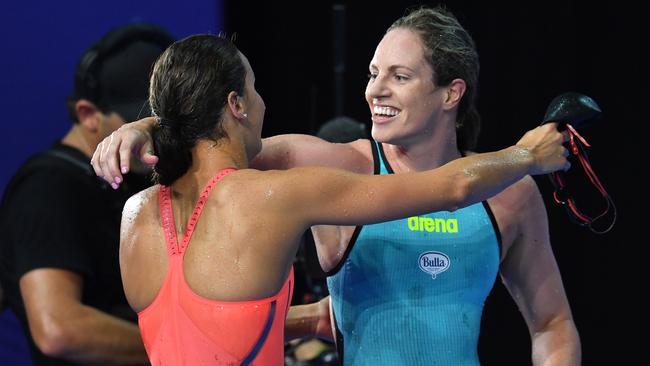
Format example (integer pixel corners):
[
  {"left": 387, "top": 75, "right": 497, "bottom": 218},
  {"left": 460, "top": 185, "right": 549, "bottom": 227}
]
[{"left": 371, "top": 125, "right": 394, "bottom": 144}]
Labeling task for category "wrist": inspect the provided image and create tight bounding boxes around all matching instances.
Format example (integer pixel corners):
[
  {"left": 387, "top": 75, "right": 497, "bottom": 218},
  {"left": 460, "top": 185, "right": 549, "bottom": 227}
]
[
  {"left": 134, "top": 116, "right": 156, "bottom": 131},
  {"left": 507, "top": 145, "right": 534, "bottom": 174}
]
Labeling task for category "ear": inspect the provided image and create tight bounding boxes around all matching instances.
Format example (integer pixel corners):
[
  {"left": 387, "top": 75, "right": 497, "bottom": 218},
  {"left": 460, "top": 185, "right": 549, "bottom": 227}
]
[
  {"left": 442, "top": 78, "right": 466, "bottom": 110},
  {"left": 226, "top": 91, "right": 247, "bottom": 120},
  {"left": 75, "top": 99, "right": 102, "bottom": 132}
]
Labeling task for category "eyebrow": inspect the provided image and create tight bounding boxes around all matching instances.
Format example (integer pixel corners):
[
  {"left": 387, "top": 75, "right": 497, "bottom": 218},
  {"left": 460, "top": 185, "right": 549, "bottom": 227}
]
[{"left": 369, "top": 63, "right": 417, "bottom": 73}]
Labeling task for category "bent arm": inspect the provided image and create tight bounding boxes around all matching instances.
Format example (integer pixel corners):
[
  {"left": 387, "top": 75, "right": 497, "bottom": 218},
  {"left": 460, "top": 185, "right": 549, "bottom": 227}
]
[
  {"left": 20, "top": 269, "right": 148, "bottom": 365},
  {"left": 93, "top": 118, "right": 371, "bottom": 186},
  {"left": 499, "top": 181, "right": 581, "bottom": 366}
]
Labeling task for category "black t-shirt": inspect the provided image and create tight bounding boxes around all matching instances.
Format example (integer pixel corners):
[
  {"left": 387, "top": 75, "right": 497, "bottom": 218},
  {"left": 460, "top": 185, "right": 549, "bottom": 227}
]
[{"left": 0, "top": 142, "right": 151, "bottom": 365}]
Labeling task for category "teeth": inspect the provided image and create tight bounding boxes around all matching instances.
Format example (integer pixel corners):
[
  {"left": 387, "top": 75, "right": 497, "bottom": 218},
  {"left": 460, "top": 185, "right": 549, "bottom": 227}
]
[{"left": 373, "top": 105, "right": 400, "bottom": 116}]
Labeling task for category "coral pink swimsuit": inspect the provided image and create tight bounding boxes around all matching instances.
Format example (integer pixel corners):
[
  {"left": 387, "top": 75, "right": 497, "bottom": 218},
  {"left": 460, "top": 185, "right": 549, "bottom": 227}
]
[{"left": 138, "top": 168, "right": 294, "bottom": 365}]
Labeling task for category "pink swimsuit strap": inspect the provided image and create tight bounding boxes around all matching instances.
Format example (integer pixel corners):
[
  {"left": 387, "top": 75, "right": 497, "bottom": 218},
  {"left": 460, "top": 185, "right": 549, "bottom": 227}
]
[{"left": 159, "top": 168, "right": 237, "bottom": 256}]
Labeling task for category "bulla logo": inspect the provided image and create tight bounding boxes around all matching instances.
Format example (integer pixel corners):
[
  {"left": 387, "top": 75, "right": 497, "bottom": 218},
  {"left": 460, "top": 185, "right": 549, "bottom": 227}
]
[
  {"left": 407, "top": 216, "right": 458, "bottom": 233},
  {"left": 418, "top": 251, "right": 450, "bottom": 279}
]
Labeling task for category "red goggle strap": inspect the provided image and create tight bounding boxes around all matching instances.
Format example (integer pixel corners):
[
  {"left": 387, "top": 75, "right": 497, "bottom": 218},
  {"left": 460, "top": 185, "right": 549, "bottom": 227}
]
[{"left": 549, "top": 124, "right": 616, "bottom": 234}]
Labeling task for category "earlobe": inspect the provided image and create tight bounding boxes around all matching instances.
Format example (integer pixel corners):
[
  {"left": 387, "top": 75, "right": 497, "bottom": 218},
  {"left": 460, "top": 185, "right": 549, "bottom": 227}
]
[
  {"left": 443, "top": 79, "right": 466, "bottom": 109},
  {"left": 227, "top": 91, "right": 248, "bottom": 120},
  {"left": 75, "top": 100, "right": 101, "bottom": 132}
]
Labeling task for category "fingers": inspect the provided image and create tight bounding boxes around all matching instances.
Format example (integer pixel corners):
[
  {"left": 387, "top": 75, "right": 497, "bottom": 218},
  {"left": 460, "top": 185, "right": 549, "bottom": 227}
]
[
  {"left": 516, "top": 122, "right": 575, "bottom": 175},
  {"left": 557, "top": 140, "right": 570, "bottom": 172},
  {"left": 139, "top": 141, "right": 159, "bottom": 166},
  {"left": 562, "top": 130, "right": 570, "bottom": 143},
  {"left": 90, "top": 120, "right": 159, "bottom": 189},
  {"left": 118, "top": 135, "right": 134, "bottom": 175},
  {"left": 90, "top": 141, "right": 106, "bottom": 180},
  {"left": 91, "top": 137, "right": 120, "bottom": 188},
  {"left": 544, "top": 122, "right": 571, "bottom": 142},
  {"left": 90, "top": 131, "right": 126, "bottom": 189},
  {"left": 103, "top": 132, "right": 124, "bottom": 188},
  {"left": 547, "top": 123, "right": 573, "bottom": 172},
  {"left": 562, "top": 146, "right": 569, "bottom": 157}
]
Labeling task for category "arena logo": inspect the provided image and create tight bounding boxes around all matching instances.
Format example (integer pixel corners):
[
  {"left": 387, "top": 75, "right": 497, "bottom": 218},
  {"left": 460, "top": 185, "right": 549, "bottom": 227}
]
[
  {"left": 407, "top": 216, "right": 458, "bottom": 233},
  {"left": 418, "top": 251, "right": 450, "bottom": 279}
]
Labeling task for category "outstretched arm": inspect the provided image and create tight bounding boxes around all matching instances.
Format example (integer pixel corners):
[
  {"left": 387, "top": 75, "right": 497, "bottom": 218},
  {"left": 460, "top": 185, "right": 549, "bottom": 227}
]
[
  {"left": 92, "top": 117, "right": 370, "bottom": 187},
  {"left": 266, "top": 124, "right": 569, "bottom": 228}
]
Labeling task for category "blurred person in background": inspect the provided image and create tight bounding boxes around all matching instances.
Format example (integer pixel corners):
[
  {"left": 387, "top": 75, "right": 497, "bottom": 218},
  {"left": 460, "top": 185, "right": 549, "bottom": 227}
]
[{"left": 0, "top": 23, "right": 174, "bottom": 365}]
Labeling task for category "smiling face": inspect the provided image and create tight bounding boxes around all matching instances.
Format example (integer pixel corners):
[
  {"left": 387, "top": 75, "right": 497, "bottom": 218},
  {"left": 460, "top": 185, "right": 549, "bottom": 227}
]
[{"left": 365, "top": 28, "right": 450, "bottom": 146}]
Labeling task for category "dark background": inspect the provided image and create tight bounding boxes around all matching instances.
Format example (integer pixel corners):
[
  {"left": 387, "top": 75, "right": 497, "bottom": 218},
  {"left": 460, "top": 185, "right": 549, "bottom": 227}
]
[
  {"left": 0, "top": 0, "right": 645, "bottom": 364},
  {"left": 224, "top": 1, "right": 645, "bottom": 364}
]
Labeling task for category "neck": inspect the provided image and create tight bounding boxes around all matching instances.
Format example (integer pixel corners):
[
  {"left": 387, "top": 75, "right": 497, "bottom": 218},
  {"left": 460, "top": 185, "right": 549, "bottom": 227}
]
[
  {"left": 182, "top": 138, "right": 247, "bottom": 184},
  {"left": 383, "top": 124, "right": 462, "bottom": 172},
  {"left": 61, "top": 124, "right": 96, "bottom": 158}
]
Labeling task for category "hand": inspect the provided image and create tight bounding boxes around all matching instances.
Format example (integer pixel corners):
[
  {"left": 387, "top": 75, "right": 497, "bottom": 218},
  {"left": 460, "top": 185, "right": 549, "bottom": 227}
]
[
  {"left": 314, "top": 296, "right": 334, "bottom": 342},
  {"left": 516, "top": 122, "right": 571, "bottom": 175},
  {"left": 91, "top": 117, "right": 157, "bottom": 189}
]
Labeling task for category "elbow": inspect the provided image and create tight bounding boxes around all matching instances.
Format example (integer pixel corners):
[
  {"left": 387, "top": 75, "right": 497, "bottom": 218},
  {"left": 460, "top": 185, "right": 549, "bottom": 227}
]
[
  {"left": 447, "top": 174, "right": 475, "bottom": 211},
  {"left": 531, "top": 317, "right": 581, "bottom": 365},
  {"left": 31, "top": 318, "right": 74, "bottom": 358}
]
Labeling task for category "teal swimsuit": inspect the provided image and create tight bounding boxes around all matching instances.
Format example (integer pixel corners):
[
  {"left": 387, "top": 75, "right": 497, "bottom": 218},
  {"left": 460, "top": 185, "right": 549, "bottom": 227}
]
[{"left": 326, "top": 141, "right": 501, "bottom": 365}]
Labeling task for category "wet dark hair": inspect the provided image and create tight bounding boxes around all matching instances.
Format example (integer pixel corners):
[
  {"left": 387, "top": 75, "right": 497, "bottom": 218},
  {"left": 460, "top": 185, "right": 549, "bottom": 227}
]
[
  {"left": 389, "top": 6, "right": 481, "bottom": 151},
  {"left": 149, "top": 34, "right": 246, "bottom": 185}
]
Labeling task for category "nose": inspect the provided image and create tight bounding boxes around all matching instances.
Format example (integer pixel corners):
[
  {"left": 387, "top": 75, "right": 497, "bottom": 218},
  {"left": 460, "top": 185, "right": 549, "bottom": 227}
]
[{"left": 365, "top": 75, "right": 389, "bottom": 101}]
